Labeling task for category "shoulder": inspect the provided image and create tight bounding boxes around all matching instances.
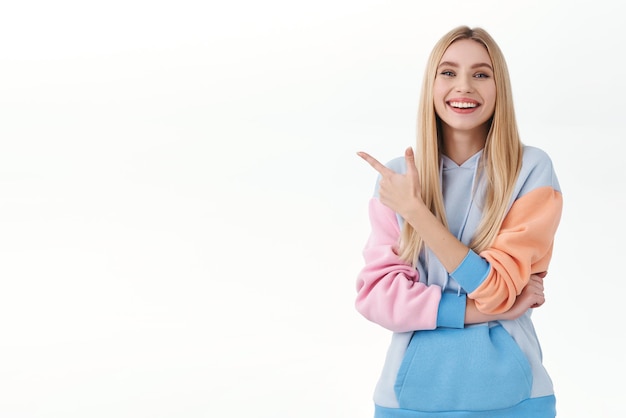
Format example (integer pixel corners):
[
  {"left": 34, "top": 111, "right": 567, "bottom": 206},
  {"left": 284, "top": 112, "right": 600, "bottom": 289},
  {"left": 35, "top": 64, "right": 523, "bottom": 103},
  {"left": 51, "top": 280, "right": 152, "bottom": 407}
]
[
  {"left": 516, "top": 145, "right": 561, "bottom": 197},
  {"left": 522, "top": 145, "right": 553, "bottom": 166}
]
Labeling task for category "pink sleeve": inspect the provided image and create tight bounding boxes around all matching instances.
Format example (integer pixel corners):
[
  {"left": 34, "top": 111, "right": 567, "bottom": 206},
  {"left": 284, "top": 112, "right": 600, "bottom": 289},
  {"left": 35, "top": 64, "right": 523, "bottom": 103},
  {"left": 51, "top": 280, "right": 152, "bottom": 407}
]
[{"left": 355, "top": 198, "right": 442, "bottom": 332}]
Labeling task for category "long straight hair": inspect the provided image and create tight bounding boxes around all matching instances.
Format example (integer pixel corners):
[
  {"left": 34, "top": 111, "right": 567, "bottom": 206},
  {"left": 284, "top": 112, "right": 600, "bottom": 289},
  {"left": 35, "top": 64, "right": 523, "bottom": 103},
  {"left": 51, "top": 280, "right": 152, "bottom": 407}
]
[{"left": 398, "top": 26, "right": 523, "bottom": 264}]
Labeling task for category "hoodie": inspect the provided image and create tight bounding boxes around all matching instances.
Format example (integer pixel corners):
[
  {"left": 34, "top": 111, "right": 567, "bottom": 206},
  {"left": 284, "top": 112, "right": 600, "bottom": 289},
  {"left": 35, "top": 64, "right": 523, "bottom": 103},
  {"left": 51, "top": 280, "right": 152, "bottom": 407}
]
[{"left": 356, "top": 146, "right": 563, "bottom": 417}]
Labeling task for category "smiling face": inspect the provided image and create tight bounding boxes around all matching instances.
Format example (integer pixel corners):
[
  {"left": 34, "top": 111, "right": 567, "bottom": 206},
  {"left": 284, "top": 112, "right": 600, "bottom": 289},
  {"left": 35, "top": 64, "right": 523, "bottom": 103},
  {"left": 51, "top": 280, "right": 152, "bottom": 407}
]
[{"left": 433, "top": 38, "right": 496, "bottom": 140}]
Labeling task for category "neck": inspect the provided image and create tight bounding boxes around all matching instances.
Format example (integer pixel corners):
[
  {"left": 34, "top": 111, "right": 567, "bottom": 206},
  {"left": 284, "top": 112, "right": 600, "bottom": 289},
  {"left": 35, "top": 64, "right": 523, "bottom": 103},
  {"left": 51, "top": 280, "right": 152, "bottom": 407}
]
[{"left": 441, "top": 124, "right": 488, "bottom": 165}]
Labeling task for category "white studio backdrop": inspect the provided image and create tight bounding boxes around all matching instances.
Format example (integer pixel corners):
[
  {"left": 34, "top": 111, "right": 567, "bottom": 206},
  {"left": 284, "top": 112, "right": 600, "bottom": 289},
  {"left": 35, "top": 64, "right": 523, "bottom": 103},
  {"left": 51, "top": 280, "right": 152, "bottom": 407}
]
[{"left": 0, "top": 1, "right": 623, "bottom": 417}]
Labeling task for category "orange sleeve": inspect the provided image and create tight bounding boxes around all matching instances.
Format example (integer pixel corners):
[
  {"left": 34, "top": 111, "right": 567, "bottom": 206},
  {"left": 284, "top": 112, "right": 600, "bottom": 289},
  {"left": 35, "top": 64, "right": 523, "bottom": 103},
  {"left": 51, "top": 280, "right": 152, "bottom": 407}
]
[{"left": 468, "top": 186, "right": 563, "bottom": 313}]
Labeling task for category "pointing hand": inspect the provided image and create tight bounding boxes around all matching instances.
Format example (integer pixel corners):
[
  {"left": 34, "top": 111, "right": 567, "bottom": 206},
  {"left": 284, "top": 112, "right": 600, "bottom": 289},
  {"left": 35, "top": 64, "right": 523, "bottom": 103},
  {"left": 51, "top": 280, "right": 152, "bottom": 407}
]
[{"left": 357, "top": 147, "right": 423, "bottom": 218}]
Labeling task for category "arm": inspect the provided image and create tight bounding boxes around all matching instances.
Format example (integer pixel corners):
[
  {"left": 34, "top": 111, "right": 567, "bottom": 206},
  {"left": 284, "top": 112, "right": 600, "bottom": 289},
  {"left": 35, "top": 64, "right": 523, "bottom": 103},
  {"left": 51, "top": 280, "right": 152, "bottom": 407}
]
[
  {"left": 355, "top": 198, "right": 466, "bottom": 332},
  {"left": 461, "top": 188, "right": 561, "bottom": 313},
  {"left": 358, "top": 147, "right": 469, "bottom": 273}
]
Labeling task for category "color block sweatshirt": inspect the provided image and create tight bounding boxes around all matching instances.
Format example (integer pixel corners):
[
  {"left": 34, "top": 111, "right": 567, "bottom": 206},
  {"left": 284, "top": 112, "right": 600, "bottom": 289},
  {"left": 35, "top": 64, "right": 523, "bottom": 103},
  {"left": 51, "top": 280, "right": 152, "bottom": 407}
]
[{"left": 355, "top": 146, "right": 563, "bottom": 417}]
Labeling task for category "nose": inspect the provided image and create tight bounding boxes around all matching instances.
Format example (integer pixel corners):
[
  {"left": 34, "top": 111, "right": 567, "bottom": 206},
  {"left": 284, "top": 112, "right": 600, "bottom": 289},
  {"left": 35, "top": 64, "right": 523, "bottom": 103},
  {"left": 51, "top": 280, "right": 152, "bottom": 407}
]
[{"left": 455, "top": 74, "right": 474, "bottom": 93}]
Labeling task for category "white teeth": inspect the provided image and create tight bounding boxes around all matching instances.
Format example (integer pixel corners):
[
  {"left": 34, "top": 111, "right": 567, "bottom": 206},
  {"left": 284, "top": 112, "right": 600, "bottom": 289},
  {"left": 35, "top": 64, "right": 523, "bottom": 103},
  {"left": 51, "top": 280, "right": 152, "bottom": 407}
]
[{"left": 450, "top": 101, "right": 477, "bottom": 108}]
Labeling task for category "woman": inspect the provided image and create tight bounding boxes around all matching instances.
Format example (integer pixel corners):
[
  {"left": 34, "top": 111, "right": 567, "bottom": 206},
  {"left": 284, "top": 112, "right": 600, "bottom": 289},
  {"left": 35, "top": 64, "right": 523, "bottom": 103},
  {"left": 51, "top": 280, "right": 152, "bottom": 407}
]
[{"left": 356, "top": 26, "right": 563, "bottom": 417}]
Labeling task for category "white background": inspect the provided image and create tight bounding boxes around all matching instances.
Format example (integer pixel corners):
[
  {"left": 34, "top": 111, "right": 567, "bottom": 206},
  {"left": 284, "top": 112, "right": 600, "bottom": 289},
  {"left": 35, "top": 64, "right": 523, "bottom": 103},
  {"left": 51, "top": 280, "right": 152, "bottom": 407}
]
[{"left": 0, "top": 1, "right": 623, "bottom": 417}]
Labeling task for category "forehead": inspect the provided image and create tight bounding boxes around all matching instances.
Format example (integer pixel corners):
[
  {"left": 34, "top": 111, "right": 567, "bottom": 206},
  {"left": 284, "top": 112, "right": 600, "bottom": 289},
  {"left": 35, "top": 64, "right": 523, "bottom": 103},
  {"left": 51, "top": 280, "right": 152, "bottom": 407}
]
[{"left": 439, "top": 39, "right": 492, "bottom": 65}]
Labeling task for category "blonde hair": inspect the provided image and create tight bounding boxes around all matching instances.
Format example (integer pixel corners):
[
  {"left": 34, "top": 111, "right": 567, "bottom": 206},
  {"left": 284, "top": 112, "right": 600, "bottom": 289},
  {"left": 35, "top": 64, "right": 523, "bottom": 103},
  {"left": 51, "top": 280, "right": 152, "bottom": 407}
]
[{"left": 399, "top": 26, "right": 523, "bottom": 264}]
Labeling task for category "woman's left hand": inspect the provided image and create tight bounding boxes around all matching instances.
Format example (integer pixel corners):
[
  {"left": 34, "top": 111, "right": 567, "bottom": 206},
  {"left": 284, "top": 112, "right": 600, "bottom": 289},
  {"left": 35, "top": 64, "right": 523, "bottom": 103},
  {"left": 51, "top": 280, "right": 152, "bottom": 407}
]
[{"left": 357, "top": 147, "right": 423, "bottom": 219}]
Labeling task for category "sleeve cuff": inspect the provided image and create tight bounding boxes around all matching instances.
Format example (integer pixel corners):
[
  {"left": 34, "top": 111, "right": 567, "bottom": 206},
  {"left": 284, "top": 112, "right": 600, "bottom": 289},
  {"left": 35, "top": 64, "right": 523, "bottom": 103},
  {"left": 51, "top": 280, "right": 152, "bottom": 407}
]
[
  {"left": 436, "top": 292, "right": 466, "bottom": 329},
  {"left": 450, "top": 250, "right": 490, "bottom": 293}
]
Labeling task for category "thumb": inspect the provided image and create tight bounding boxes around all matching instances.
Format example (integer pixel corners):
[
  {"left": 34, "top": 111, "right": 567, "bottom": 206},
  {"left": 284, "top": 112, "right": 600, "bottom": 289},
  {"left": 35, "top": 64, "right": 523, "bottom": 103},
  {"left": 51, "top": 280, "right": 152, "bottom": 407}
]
[{"left": 405, "top": 147, "right": 417, "bottom": 174}]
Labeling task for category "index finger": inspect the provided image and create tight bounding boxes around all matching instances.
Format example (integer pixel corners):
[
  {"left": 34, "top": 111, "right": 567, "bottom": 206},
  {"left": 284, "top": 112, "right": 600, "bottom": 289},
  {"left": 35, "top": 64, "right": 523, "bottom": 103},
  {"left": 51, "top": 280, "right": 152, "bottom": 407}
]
[{"left": 356, "top": 151, "right": 393, "bottom": 176}]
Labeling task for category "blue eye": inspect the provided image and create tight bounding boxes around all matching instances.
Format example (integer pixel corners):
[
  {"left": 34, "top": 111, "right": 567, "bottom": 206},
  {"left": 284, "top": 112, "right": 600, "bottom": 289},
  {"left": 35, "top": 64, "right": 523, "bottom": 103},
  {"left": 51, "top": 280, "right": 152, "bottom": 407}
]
[
  {"left": 440, "top": 71, "right": 455, "bottom": 77},
  {"left": 474, "top": 73, "right": 490, "bottom": 78}
]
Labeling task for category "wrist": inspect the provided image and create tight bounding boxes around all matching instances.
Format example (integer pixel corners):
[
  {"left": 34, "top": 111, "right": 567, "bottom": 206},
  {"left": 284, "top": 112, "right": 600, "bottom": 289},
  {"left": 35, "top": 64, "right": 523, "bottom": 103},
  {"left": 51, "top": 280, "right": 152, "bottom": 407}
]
[{"left": 402, "top": 198, "right": 428, "bottom": 228}]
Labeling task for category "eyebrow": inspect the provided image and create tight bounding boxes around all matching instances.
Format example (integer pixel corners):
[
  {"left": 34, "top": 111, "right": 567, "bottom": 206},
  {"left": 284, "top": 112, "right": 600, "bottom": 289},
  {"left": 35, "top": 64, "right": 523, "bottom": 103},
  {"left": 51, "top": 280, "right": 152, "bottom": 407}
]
[{"left": 438, "top": 61, "right": 494, "bottom": 71}]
